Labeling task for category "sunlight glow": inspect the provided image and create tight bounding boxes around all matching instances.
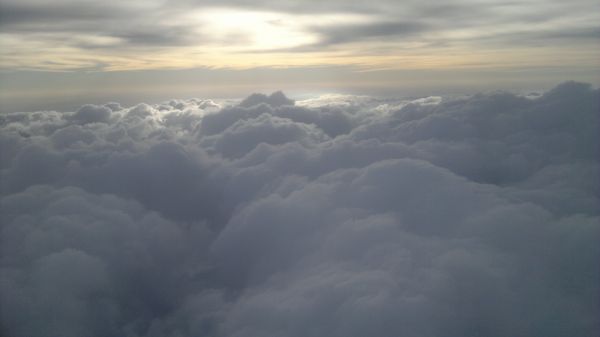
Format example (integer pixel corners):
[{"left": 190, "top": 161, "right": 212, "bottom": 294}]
[
  {"left": 188, "top": 9, "right": 373, "bottom": 51},
  {"left": 194, "top": 9, "right": 316, "bottom": 50},
  {"left": 0, "top": 3, "right": 598, "bottom": 74}
]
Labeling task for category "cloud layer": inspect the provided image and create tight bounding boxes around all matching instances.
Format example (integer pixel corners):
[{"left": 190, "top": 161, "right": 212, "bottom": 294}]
[
  {"left": 1, "top": 82, "right": 599, "bottom": 336},
  {"left": 1, "top": 0, "right": 599, "bottom": 71}
]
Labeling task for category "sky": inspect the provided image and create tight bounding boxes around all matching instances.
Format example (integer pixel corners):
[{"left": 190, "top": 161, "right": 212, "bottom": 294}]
[{"left": 1, "top": 0, "right": 600, "bottom": 111}]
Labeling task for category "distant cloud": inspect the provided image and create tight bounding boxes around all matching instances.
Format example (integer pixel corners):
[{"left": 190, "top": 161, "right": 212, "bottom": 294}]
[
  {"left": 1, "top": 82, "right": 599, "bottom": 336},
  {"left": 311, "top": 21, "right": 428, "bottom": 46},
  {"left": 70, "top": 104, "right": 112, "bottom": 124},
  {"left": 239, "top": 91, "right": 295, "bottom": 108}
]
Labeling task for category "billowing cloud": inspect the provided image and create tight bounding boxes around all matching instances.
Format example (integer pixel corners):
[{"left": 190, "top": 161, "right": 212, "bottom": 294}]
[{"left": 1, "top": 82, "right": 599, "bottom": 336}]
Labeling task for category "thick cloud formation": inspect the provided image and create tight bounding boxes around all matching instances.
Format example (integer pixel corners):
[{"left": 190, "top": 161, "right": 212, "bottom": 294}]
[{"left": 1, "top": 82, "right": 599, "bottom": 336}]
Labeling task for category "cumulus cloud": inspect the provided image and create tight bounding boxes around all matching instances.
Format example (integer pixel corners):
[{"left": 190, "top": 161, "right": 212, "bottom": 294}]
[
  {"left": 1, "top": 82, "right": 599, "bottom": 337},
  {"left": 70, "top": 104, "right": 113, "bottom": 124}
]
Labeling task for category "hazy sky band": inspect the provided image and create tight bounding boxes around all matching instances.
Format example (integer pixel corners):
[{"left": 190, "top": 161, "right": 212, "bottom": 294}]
[{"left": 0, "top": 0, "right": 599, "bottom": 112}]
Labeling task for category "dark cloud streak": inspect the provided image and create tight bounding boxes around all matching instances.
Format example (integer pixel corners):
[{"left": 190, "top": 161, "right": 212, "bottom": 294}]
[{"left": 312, "top": 21, "right": 428, "bottom": 46}]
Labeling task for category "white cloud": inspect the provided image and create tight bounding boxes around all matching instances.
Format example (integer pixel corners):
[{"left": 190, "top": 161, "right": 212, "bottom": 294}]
[{"left": 0, "top": 82, "right": 598, "bottom": 336}]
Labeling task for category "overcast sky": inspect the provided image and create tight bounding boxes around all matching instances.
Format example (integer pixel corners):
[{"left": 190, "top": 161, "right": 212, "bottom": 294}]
[{"left": 0, "top": 0, "right": 599, "bottom": 110}]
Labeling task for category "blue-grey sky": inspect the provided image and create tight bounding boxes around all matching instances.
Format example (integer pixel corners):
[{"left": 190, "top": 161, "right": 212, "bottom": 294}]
[{"left": 0, "top": 0, "right": 599, "bottom": 110}]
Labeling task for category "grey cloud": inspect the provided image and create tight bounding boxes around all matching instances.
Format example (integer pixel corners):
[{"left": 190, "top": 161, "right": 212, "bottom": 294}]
[
  {"left": 201, "top": 113, "right": 329, "bottom": 158},
  {"left": 109, "top": 25, "right": 203, "bottom": 48},
  {"left": 1, "top": 82, "right": 599, "bottom": 336},
  {"left": 176, "top": 0, "right": 388, "bottom": 14},
  {"left": 1, "top": 0, "right": 598, "bottom": 61},
  {"left": 453, "top": 26, "right": 600, "bottom": 49},
  {"left": 51, "top": 124, "right": 97, "bottom": 148},
  {"left": 212, "top": 157, "right": 598, "bottom": 336},
  {"left": 0, "top": 2, "right": 115, "bottom": 27},
  {"left": 0, "top": 1, "right": 200, "bottom": 50},
  {"left": 70, "top": 104, "right": 112, "bottom": 124},
  {"left": 312, "top": 21, "right": 428, "bottom": 46},
  {"left": 1, "top": 186, "right": 216, "bottom": 337},
  {"left": 239, "top": 91, "right": 294, "bottom": 108}
]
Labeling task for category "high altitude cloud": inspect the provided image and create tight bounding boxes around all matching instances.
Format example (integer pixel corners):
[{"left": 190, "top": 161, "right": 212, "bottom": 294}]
[
  {"left": 0, "top": 0, "right": 598, "bottom": 71},
  {"left": 1, "top": 82, "right": 599, "bottom": 336}
]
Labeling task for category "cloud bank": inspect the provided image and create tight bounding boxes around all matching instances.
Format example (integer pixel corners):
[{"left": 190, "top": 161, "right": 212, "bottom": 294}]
[{"left": 1, "top": 82, "right": 599, "bottom": 336}]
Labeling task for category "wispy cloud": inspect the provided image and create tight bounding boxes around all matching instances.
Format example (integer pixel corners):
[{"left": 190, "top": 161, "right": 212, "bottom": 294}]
[{"left": 0, "top": 0, "right": 598, "bottom": 71}]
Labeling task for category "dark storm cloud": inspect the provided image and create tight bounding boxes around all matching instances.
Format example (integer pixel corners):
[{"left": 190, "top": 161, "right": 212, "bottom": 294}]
[{"left": 1, "top": 82, "right": 599, "bottom": 336}]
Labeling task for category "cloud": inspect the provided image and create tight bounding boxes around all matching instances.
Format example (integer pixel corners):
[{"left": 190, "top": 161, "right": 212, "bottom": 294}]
[
  {"left": 1, "top": 0, "right": 598, "bottom": 72},
  {"left": 70, "top": 104, "right": 113, "bottom": 124},
  {"left": 311, "top": 21, "right": 428, "bottom": 46},
  {"left": 1, "top": 82, "right": 599, "bottom": 336},
  {"left": 239, "top": 91, "right": 295, "bottom": 108},
  {"left": 0, "top": 186, "right": 216, "bottom": 337}
]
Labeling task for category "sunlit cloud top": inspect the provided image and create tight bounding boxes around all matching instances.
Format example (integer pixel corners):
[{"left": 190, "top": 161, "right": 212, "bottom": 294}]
[{"left": 1, "top": 0, "right": 599, "bottom": 71}]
